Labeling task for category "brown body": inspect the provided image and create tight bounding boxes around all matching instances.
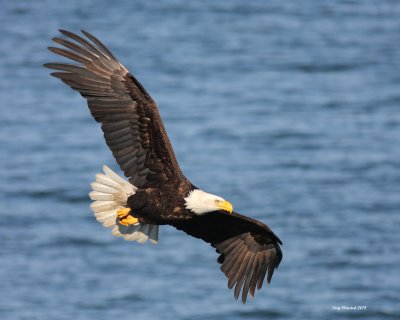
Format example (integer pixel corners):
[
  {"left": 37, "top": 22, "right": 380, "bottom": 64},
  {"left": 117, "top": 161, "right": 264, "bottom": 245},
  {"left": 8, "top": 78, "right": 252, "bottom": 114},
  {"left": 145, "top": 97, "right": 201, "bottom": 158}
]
[{"left": 127, "top": 181, "right": 194, "bottom": 224}]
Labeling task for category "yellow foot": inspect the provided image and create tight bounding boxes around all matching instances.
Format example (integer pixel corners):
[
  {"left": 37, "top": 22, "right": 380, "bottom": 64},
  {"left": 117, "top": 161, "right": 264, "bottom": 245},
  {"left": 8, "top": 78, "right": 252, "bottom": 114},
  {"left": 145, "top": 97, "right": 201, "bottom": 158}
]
[
  {"left": 117, "top": 208, "right": 139, "bottom": 226},
  {"left": 117, "top": 207, "right": 131, "bottom": 219},
  {"left": 120, "top": 215, "right": 139, "bottom": 226}
]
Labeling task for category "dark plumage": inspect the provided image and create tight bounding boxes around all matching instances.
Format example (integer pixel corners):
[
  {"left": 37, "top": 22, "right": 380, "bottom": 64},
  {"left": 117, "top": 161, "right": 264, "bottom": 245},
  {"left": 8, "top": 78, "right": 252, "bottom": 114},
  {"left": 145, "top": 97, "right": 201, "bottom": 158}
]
[{"left": 45, "top": 29, "right": 282, "bottom": 303}]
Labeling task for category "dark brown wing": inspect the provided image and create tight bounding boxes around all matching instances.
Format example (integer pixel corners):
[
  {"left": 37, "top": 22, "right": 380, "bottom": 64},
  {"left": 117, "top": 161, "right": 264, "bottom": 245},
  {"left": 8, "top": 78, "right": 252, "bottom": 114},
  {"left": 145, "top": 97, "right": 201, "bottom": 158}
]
[
  {"left": 44, "top": 29, "right": 184, "bottom": 188},
  {"left": 172, "top": 211, "right": 282, "bottom": 303}
]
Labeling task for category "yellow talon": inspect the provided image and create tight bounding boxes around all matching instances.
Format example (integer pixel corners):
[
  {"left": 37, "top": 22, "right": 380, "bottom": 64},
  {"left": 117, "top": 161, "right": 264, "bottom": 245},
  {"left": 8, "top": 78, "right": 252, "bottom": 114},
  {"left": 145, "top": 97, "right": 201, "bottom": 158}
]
[
  {"left": 117, "top": 207, "right": 131, "bottom": 218},
  {"left": 120, "top": 215, "right": 139, "bottom": 226},
  {"left": 117, "top": 207, "right": 139, "bottom": 226}
]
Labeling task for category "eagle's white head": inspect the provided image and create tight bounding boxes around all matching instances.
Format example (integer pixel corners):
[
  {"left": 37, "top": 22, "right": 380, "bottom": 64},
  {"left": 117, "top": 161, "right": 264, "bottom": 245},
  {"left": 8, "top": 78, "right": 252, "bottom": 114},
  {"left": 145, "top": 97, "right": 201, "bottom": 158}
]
[{"left": 184, "top": 189, "right": 233, "bottom": 215}]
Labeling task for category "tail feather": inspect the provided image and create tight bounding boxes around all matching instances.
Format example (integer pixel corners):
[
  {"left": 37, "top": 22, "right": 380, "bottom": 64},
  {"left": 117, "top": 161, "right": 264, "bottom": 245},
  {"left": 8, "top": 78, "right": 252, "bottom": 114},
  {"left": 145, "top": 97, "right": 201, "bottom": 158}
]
[
  {"left": 89, "top": 165, "right": 159, "bottom": 244},
  {"left": 91, "top": 182, "right": 119, "bottom": 194},
  {"left": 137, "top": 225, "right": 149, "bottom": 243},
  {"left": 103, "top": 165, "right": 134, "bottom": 188},
  {"left": 148, "top": 225, "right": 159, "bottom": 244},
  {"left": 89, "top": 191, "right": 115, "bottom": 201},
  {"left": 90, "top": 200, "right": 117, "bottom": 212},
  {"left": 95, "top": 173, "right": 127, "bottom": 191}
]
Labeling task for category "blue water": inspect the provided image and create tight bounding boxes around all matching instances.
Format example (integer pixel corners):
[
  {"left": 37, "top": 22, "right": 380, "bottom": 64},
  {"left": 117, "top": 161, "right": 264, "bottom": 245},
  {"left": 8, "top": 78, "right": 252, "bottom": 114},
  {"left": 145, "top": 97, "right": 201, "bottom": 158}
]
[{"left": 1, "top": 1, "right": 400, "bottom": 319}]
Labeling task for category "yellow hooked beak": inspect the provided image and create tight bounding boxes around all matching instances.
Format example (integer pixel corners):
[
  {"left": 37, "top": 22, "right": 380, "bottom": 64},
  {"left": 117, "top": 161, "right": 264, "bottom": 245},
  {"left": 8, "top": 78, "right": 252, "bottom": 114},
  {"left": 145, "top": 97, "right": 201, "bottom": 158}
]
[{"left": 217, "top": 200, "right": 233, "bottom": 214}]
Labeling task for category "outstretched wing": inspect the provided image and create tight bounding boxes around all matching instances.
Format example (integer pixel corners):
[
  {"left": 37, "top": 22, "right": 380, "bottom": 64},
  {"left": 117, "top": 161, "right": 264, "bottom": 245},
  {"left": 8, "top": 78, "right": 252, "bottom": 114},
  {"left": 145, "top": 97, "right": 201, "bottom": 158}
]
[
  {"left": 172, "top": 211, "right": 282, "bottom": 303},
  {"left": 45, "top": 30, "right": 184, "bottom": 188}
]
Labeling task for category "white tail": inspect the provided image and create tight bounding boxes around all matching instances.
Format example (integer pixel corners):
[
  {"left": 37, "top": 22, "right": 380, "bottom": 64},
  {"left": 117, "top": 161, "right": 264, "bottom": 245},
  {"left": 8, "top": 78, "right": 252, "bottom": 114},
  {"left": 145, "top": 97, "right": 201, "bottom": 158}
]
[{"left": 89, "top": 165, "right": 159, "bottom": 244}]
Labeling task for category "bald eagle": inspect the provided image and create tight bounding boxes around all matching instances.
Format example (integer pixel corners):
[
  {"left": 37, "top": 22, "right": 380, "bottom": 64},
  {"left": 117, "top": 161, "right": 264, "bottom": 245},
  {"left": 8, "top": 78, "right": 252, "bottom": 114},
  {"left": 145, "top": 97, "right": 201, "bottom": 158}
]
[{"left": 44, "top": 30, "right": 282, "bottom": 303}]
